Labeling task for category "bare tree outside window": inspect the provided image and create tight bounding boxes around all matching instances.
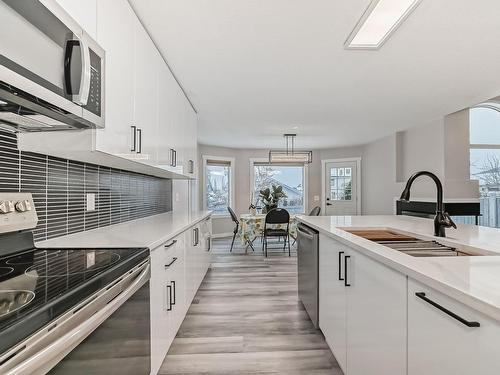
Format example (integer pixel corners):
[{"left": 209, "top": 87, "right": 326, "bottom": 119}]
[
  {"left": 253, "top": 164, "right": 304, "bottom": 213},
  {"left": 206, "top": 164, "right": 230, "bottom": 214}
]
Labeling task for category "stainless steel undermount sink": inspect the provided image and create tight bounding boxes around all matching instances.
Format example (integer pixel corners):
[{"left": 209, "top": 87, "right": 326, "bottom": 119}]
[{"left": 344, "top": 229, "right": 495, "bottom": 257}]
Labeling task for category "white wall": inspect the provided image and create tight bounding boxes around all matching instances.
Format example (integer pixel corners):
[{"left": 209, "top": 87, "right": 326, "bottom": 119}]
[{"left": 200, "top": 109, "right": 478, "bottom": 235}]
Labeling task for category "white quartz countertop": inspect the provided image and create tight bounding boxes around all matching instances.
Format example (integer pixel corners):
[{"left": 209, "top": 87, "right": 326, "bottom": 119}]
[
  {"left": 296, "top": 215, "right": 500, "bottom": 322},
  {"left": 36, "top": 210, "right": 212, "bottom": 250}
]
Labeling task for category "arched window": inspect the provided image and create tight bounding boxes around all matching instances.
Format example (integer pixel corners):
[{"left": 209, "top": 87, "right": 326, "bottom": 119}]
[{"left": 470, "top": 106, "right": 500, "bottom": 227}]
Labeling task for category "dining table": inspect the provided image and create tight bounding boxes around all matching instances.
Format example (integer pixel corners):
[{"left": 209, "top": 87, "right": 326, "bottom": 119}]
[{"left": 238, "top": 213, "right": 299, "bottom": 252}]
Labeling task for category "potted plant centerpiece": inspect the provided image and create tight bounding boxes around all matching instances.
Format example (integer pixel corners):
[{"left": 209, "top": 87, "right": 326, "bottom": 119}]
[{"left": 259, "top": 184, "right": 287, "bottom": 213}]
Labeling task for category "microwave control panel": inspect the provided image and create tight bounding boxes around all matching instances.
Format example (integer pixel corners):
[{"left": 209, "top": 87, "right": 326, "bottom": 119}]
[{"left": 84, "top": 49, "right": 102, "bottom": 117}]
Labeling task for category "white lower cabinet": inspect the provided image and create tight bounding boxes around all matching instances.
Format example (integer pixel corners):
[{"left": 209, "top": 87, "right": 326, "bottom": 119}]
[
  {"left": 319, "top": 234, "right": 407, "bottom": 375},
  {"left": 408, "top": 278, "right": 500, "bottom": 375},
  {"left": 150, "top": 220, "right": 212, "bottom": 375},
  {"left": 319, "top": 236, "right": 347, "bottom": 372}
]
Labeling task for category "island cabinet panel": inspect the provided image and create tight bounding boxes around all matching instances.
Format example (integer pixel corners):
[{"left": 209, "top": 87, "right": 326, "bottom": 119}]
[
  {"left": 318, "top": 234, "right": 407, "bottom": 375},
  {"left": 319, "top": 234, "right": 347, "bottom": 373},
  {"left": 408, "top": 278, "right": 500, "bottom": 375},
  {"left": 345, "top": 248, "right": 407, "bottom": 375}
]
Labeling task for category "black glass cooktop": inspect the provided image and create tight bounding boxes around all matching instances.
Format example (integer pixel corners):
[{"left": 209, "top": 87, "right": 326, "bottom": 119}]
[{"left": 0, "top": 238, "right": 149, "bottom": 355}]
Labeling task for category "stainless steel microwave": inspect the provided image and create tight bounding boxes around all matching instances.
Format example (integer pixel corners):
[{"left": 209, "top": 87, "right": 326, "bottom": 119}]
[{"left": 0, "top": 0, "right": 105, "bottom": 131}]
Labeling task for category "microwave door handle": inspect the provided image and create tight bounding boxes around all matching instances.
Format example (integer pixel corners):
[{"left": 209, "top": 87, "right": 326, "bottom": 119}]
[{"left": 65, "top": 37, "right": 91, "bottom": 106}]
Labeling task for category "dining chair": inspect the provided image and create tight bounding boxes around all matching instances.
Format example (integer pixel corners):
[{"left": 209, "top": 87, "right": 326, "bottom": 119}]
[
  {"left": 309, "top": 206, "right": 321, "bottom": 216},
  {"left": 291, "top": 206, "right": 321, "bottom": 246},
  {"left": 227, "top": 207, "right": 239, "bottom": 252},
  {"left": 262, "top": 208, "right": 291, "bottom": 257}
]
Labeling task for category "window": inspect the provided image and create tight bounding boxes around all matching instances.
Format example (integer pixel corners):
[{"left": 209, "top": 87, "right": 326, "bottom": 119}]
[
  {"left": 252, "top": 162, "right": 306, "bottom": 214},
  {"left": 329, "top": 167, "right": 352, "bottom": 201},
  {"left": 469, "top": 106, "right": 500, "bottom": 227},
  {"left": 203, "top": 157, "right": 233, "bottom": 215}
]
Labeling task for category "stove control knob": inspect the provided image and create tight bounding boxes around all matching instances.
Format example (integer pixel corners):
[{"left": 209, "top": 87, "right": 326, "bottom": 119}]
[
  {"left": 24, "top": 200, "right": 32, "bottom": 211},
  {"left": 6, "top": 201, "right": 14, "bottom": 213},
  {"left": 15, "top": 201, "right": 26, "bottom": 212},
  {"left": 0, "top": 201, "right": 8, "bottom": 214}
]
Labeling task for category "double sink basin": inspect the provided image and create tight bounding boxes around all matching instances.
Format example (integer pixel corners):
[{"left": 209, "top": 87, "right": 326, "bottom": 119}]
[{"left": 344, "top": 229, "right": 496, "bottom": 257}]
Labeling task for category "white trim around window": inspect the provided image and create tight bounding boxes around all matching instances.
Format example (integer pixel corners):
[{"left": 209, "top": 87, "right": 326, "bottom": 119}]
[
  {"left": 202, "top": 155, "right": 235, "bottom": 218},
  {"left": 249, "top": 158, "right": 309, "bottom": 214}
]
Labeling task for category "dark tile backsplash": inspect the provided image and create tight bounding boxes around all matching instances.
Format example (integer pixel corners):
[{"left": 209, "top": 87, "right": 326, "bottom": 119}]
[{"left": 0, "top": 131, "right": 172, "bottom": 242}]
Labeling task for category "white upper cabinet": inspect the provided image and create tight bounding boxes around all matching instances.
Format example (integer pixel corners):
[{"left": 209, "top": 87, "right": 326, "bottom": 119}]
[
  {"left": 408, "top": 278, "right": 500, "bottom": 375},
  {"left": 157, "top": 63, "right": 178, "bottom": 171},
  {"left": 54, "top": 0, "right": 97, "bottom": 38},
  {"left": 133, "top": 20, "right": 161, "bottom": 165},
  {"left": 22, "top": 0, "right": 198, "bottom": 178},
  {"left": 95, "top": 0, "right": 136, "bottom": 156}
]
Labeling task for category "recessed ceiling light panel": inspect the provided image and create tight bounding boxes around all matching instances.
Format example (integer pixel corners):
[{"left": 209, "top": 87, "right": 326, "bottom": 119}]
[{"left": 345, "top": 0, "right": 422, "bottom": 50}]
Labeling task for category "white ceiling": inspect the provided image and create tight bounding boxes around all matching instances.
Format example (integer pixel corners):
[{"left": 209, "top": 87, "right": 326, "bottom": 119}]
[{"left": 129, "top": 0, "right": 500, "bottom": 149}]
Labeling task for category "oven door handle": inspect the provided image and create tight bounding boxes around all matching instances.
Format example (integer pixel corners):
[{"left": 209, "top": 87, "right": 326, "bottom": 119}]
[{"left": 3, "top": 263, "right": 150, "bottom": 375}]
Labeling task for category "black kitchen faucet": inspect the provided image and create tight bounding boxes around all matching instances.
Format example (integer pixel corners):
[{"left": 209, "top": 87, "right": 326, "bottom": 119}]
[{"left": 399, "top": 171, "right": 457, "bottom": 237}]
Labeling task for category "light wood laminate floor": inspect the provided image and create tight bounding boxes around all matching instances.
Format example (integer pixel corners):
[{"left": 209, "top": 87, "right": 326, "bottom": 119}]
[{"left": 159, "top": 238, "right": 343, "bottom": 375}]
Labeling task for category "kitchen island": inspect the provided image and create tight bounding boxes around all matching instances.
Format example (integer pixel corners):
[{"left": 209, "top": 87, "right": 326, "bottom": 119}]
[{"left": 297, "top": 214, "right": 500, "bottom": 375}]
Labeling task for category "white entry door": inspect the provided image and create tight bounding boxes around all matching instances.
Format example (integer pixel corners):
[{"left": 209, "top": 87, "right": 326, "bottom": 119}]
[{"left": 324, "top": 160, "right": 359, "bottom": 215}]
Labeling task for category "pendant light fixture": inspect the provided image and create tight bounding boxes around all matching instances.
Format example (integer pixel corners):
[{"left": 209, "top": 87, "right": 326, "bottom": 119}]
[{"left": 268, "top": 134, "right": 313, "bottom": 164}]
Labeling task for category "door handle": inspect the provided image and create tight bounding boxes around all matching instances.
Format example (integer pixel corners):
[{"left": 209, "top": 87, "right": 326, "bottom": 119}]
[
  {"left": 344, "top": 255, "right": 351, "bottom": 287},
  {"left": 415, "top": 292, "right": 480, "bottom": 327},
  {"left": 130, "top": 125, "right": 136, "bottom": 151},
  {"left": 173, "top": 149, "right": 177, "bottom": 167},
  {"left": 164, "top": 240, "right": 177, "bottom": 248},
  {"left": 165, "top": 257, "right": 178, "bottom": 269},
  {"left": 338, "top": 251, "right": 344, "bottom": 281},
  {"left": 171, "top": 281, "right": 176, "bottom": 306},
  {"left": 327, "top": 203, "right": 333, "bottom": 206},
  {"left": 166, "top": 284, "right": 172, "bottom": 311},
  {"left": 207, "top": 237, "right": 211, "bottom": 251},
  {"left": 136, "top": 128, "right": 142, "bottom": 153},
  {"left": 64, "top": 37, "right": 91, "bottom": 106}
]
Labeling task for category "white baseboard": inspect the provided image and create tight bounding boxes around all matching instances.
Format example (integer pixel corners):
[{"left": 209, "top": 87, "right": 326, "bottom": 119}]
[{"left": 212, "top": 232, "right": 233, "bottom": 239}]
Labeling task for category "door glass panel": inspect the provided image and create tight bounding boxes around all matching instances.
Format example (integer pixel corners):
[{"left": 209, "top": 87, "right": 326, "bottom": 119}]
[{"left": 330, "top": 168, "right": 353, "bottom": 201}]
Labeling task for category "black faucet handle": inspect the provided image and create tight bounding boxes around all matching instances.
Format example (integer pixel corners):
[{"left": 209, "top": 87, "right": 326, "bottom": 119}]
[{"left": 442, "top": 212, "right": 457, "bottom": 229}]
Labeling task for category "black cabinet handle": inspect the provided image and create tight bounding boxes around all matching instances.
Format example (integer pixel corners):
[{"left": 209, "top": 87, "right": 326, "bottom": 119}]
[
  {"left": 415, "top": 292, "right": 480, "bottom": 327},
  {"left": 344, "top": 255, "right": 351, "bottom": 287},
  {"left": 193, "top": 227, "right": 199, "bottom": 246},
  {"left": 166, "top": 284, "right": 172, "bottom": 311},
  {"left": 338, "top": 251, "right": 344, "bottom": 281},
  {"left": 164, "top": 240, "right": 177, "bottom": 248},
  {"left": 173, "top": 149, "right": 177, "bottom": 167},
  {"left": 136, "top": 128, "right": 142, "bottom": 153},
  {"left": 171, "top": 281, "right": 176, "bottom": 305},
  {"left": 164, "top": 257, "right": 178, "bottom": 268},
  {"left": 207, "top": 237, "right": 211, "bottom": 252},
  {"left": 131, "top": 125, "right": 136, "bottom": 151}
]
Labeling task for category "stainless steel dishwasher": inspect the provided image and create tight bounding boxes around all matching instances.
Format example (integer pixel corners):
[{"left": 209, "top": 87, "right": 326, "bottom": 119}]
[{"left": 297, "top": 223, "right": 319, "bottom": 328}]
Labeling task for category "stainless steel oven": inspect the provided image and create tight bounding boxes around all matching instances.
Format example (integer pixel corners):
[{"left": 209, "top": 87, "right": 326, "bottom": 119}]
[
  {"left": 0, "top": 0, "right": 105, "bottom": 131},
  {"left": 0, "top": 193, "right": 150, "bottom": 375}
]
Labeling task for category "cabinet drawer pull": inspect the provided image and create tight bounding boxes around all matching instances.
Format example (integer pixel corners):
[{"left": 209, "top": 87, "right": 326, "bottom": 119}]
[
  {"left": 136, "top": 128, "right": 142, "bottom": 153},
  {"left": 173, "top": 149, "right": 177, "bottom": 167},
  {"left": 207, "top": 237, "right": 211, "bottom": 252},
  {"left": 166, "top": 284, "right": 172, "bottom": 311},
  {"left": 164, "top": 240, "right": 177, "bottom": 248},
  {"left": 415, "top": 292, "right": 480, "bottom": 327},
  {"left": 165, "top": 257, "right": 178, "bottom": 268},
  {"left": 131, "top": 125, "right": 136, "bottom": 151},
  {"left": 338, "top": 251, "right": 344, "bottom": 281},
  {"left": 344, "top": 255, "right": 351, "bottom": 287},
  {"left": 171, "top": 281, "right": 176, "bottom": 305}
]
